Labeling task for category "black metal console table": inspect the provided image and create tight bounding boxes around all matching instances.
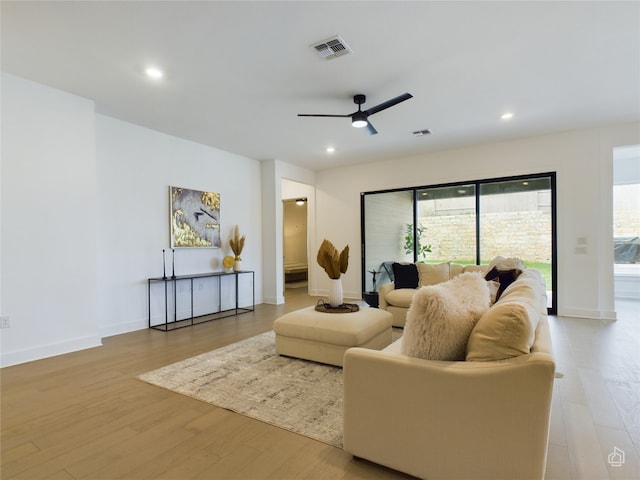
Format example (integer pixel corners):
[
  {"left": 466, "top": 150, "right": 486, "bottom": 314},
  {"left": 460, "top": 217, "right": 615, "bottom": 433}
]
[{"left": 148, "top": 270, "right": 255, "bottom": 331}]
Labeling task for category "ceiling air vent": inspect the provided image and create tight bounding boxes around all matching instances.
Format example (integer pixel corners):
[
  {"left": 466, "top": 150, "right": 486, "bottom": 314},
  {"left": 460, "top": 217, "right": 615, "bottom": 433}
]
[
  {"left": 312, "top": 36, "right": 352, "bottom": 60},
  {"left": 413, "top": 129, "right": 432, "bottom": 136}
]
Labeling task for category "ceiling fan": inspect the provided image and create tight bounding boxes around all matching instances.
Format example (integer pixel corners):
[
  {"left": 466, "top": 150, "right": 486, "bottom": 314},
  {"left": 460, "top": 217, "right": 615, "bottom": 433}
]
[{"left": 298, "top": 93, "right": 413, "bottom": 135}]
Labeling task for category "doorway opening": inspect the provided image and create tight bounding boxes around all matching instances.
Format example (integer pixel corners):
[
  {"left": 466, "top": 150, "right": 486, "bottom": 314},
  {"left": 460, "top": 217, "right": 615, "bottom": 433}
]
[{"left": 283, "top": 198, "right": 308, "bottom": 291}]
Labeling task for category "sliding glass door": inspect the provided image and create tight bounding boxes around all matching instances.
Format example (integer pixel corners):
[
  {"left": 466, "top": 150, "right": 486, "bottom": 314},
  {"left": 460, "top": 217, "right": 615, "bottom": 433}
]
[
  {"left": 361, "top": 173, "right": 556, "bottom": 313},
  {"left": 416, "top": 184, "right": 477, "bottom": 264},
  {"left": 479, "top": 177, "right": 554, "bottom": 305},
  {"left": 361, "top": 190, "right": 413, "bottom": 292}
]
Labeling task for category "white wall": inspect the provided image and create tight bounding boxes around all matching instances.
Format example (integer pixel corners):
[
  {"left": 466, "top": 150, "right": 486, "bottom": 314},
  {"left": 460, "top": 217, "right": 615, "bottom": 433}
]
[
  {"left": 314, "top": 123, "right": 640, "bottom": 319},
  {"left": 261, "top": 161, "right": 315, "bottom": 304},
  {"left": 1, "top": 74, "right": 264, "bottom": 366},
  {"left": 96, "top": 115, "right": 263, "bottom": 337},
  {"left": 1, "top": 73, "right": 101, "bottom": 366}
]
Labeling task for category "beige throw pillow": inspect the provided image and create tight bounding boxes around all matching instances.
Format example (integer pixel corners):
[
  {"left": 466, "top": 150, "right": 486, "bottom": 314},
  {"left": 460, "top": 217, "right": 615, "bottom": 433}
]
[
  {"left": 463, "top": 264, "right": 488, "bottom": 274},
  {"left": 466, "top": 301, "right": 539, "bottom": 361},
  {"left": 416, "top": 262, "right": 450, "bottom": 287}
]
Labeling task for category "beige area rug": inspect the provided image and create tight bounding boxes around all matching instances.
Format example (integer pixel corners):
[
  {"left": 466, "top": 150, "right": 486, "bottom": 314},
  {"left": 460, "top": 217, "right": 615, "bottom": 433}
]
[{"left": 139, "top": 331, "right": 360, "bottom": 447}]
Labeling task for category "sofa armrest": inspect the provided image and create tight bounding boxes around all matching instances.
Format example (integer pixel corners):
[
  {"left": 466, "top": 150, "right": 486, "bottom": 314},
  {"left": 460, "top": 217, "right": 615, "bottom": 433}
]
[
  {"left": 377, "top": 282, "right": 394, "bottom": 310},
  {"left": 343, "top": 348, "right": 555, "bottom": 480}
]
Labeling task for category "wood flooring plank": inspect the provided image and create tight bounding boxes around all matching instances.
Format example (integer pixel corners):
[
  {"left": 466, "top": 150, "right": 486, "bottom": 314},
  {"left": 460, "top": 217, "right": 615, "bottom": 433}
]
[
  {"left": 0, "top": 441, "right": 40, "bottom": 465},
  {"left": 150, "top": 452, "right": 223, "bottom": 480},
  {"left": 122, "top": 430, "right": 227, "bottom": 480},
  {"left": 557, "top": 366, "right": 589, "bottom": 406},
  {"left": 579, "top": 367, "right": 626, "bottom": 430},
  {"left": 548, "top": 385, "right": 568, "bottom": 448},
  {"left": 545, "top": 443, "right": 572, "bottom": 480},
  {"left": 563, "top": 401, "right": 610, "bottom": 479},
  {"left": 42, "top": 469, "right": 76, "bottom": 480},
  {"left": 65, "top": 408, "right": 202, "bottom": 479},
  {"left": 4, "top": 427, "right": 139, "bottom": 480},
  {"left": 606, "top": 379, "right": 640, "bottom": 457},
  {"left": 237, "top": 438, "right": 310, "bottom": 479},
  {"left": 187, "top": 443, "right": 265, "bottom": 480}
]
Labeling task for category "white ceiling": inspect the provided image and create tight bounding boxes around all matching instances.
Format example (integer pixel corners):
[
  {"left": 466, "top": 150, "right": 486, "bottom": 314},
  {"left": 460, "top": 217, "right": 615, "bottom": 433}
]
[{"left": 2, "top": 1, "right": 639, "bottom": 171}]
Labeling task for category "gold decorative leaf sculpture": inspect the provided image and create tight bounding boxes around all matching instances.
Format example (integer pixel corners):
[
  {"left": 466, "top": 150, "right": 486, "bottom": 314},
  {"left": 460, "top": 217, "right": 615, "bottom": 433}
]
[{"left": 317, "top": 239, "right": 349, "bottom": 279}]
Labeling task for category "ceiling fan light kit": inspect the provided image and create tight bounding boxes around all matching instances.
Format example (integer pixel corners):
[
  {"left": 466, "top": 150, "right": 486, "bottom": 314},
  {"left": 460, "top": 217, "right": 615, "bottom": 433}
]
[
  {"left": 298, "top": 92, "right": 413, "bottom": 135},
  {"left": 352, "top": 112, "right": 368, "bottom": 128}
]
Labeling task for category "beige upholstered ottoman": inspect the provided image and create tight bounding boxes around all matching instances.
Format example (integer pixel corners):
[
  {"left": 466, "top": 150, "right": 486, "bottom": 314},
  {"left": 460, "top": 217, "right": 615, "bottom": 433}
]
[{"left": 273, "top": 306, "right": 393, "bottom": 367}]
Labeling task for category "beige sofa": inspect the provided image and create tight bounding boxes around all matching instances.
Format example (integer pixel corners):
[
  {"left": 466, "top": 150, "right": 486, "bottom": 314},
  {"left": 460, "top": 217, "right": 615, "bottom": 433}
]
[
  {"left": 344, "top": 269, "right": 555, "bottom": 480},
  {"left": 379, "top": 262, "right": 487, "bottom": 327}
]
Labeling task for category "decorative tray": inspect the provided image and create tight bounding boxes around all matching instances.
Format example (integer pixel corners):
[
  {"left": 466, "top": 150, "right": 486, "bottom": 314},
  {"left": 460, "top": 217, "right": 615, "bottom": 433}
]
[{"left": 314, "top": 300, "right": 360, "bottom": 313}]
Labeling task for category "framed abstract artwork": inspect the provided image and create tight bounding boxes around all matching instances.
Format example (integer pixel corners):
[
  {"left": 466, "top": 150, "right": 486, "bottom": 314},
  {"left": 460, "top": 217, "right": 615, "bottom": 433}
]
[{"left": 170, "top": 186, "right": 221, "bottom": 248}]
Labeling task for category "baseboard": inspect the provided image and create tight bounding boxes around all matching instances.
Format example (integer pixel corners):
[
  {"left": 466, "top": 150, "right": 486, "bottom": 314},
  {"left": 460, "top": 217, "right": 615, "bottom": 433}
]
[
  {"left": 100, "top": 319, "right": 147, "bottom": 338},
  {"left": 614, "top": 274, "right": 640, "bottom": 299},
  {"left": 0, "top": 334, "right": 103, "bottom": 368},
  {"left": 263, "top": 296, "right": 285, "bottom": 305},
  {"left": 560, "top": 308, "right": 617, "bottom": 320}
]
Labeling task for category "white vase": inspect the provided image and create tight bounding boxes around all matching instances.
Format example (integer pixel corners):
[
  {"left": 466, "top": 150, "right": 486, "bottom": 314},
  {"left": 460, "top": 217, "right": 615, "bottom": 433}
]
[
  {"left": 328, "top": 278, "right": 343, "bottom": 307},
  {"left": 234, "top": 259, "right": 242, "bottom": 272}
]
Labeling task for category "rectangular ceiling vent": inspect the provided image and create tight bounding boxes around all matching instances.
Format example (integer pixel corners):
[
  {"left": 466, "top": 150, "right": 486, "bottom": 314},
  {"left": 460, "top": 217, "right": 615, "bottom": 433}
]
[
  {"left": 312, "top": 36, "right": 352, "bottom": 60},
  {"left": 413, "top": 129, "right": 432, "bottom": 137}
]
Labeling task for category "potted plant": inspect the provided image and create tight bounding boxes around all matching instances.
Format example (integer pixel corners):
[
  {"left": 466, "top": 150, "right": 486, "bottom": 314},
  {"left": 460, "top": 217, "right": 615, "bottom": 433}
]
[{"left": 404, "top": 223, "right": 432, "bottom": 260}]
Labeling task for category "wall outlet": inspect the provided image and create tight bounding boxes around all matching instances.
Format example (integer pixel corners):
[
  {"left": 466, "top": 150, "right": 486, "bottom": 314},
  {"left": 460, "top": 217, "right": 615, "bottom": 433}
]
[{"left": 0, "top": 316, "right": 10, "bottom": 329}]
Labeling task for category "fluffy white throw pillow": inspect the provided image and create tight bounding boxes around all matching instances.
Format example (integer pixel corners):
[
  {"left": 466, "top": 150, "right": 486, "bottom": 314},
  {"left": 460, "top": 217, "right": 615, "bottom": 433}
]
[{"left": 401, "top": 271, "right": 491, "bottom": 361}]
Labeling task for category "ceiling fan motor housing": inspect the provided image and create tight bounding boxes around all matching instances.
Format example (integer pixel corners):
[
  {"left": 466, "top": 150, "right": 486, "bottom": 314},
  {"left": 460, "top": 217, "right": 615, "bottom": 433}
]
[
  {"left": 352, "top": 94, "right": 368, "bottom": 127},
  {"left": 352, "top": 111, "right": 369, "bottom": 127}
]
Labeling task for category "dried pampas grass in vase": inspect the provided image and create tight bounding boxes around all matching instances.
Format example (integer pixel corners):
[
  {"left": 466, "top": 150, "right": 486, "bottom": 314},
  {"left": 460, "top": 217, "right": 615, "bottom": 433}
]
[{"left": 229, "top": 225, "right": 246, "bottom": 271}]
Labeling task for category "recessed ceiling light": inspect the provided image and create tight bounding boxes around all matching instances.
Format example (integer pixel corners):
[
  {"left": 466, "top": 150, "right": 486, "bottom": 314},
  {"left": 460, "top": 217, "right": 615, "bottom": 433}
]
[
  {"left": 145, "top": 66, "right": 164, "bottom": 79},
  {"left": 501, "top": 112, "right": 514, "bottom": 120},
  {"left": 326, "top": 146, "right": 335, "bottom": 153}
]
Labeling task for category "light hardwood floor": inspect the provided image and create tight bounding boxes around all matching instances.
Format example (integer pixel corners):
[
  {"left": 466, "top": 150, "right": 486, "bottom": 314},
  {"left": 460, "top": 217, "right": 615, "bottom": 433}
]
[
  {"left": 545, "top": 298, "right": 640, "bottom": 480},
  {"left": 1, "top": 290, "right": 639, "bottom": 480}
]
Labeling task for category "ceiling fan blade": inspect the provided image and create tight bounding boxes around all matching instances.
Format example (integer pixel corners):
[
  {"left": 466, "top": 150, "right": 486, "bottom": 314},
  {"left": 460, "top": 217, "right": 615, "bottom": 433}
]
[
  {"left": 364, "top": 93, "right": 413, "bottom": 116},
  {"left": 365, "top": 121, "right": 378, "bottom": 135},
  {"left": 297, "top": 114, "right": 351, "bottom": 118}
]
